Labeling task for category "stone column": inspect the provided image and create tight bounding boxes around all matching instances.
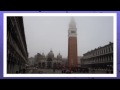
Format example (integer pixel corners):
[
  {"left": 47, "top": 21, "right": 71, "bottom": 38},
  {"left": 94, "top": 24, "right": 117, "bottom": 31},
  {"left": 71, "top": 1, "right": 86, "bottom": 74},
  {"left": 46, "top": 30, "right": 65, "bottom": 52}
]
[
  {"left": 12, "top": 57, "right": 14, "bottom": 73},
  {"left": 7, "top": 54, "right": 10, "bottom": 73},
  {"left": 13, "top": 61, "right": 15, "bottom": 73},
  {"left": 104, "top": 56, "right": 106, "bottom": 62},
  {"left": 18, "top": 63, "right": 20, "bottom": 73},
  {"left": 101, "top": 57, "right": 103, "bottom": 63},
  {"left": 97, "top": 58, "right": 99, "bottom": 63},
  {"left": 111, "top": 55, "right": 113, "bottom": 61},
  {"left": 10, "top": 55, "right": 13, "bottom": 73},
  {"left": 98, "top": 57, "right": 100, "bottom": 63},
  {"left": 14, "top": 58, "right": 18, "bottom": 73},
  {"left": 108, "top": 56, "right": 110, "bottom": 62},
  {"left": 10, "top": 61, "right": 13, "bottom": 73},
  {"left": 12, "top": 60, "right": 14, "bottom": 73},
  {"left": 7, "top": 60, "right": 10, "bottom": 73},
  {"left": 16, "top": 61, "right": 18, "bottom": 73},
  {"left": 107, "top": 56, "right": 109, "bottom": 62},
  {"left": 9, "top": 59, "right": 12, "bottom": 73}
]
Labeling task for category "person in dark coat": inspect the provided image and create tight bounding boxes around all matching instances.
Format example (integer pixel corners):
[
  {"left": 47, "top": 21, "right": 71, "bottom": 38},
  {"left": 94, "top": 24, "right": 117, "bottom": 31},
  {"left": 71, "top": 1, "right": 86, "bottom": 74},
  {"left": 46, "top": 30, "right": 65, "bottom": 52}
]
[
  {"left": 23, "top": 68, "right": 26, "bottom": 73},
  {"left": 53, "top": 68, "right": 55, "bottom": 73},
  {"left": 16, "top": 71, "right": 19, "bottom": 73}
]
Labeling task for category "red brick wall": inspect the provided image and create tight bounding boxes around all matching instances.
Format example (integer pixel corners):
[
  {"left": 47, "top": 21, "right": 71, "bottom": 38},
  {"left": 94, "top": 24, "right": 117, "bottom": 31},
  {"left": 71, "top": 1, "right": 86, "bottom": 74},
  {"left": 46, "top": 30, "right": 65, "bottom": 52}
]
[{"left": 68, "top": 37, "right": 78, "bottom": 69}]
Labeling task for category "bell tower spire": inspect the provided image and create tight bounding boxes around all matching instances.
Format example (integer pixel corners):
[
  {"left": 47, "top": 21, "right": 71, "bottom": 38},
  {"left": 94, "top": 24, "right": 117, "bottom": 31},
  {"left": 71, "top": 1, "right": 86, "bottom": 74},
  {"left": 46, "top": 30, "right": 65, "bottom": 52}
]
[
  {"left": 69, "top": 17, "right": 76, "bottom": 28},
  {"left": 68, "top": 17, "right": 77, "bottom": 38},
  {"left": 68, "top": 17, "right": 78, "bottom": 70}
]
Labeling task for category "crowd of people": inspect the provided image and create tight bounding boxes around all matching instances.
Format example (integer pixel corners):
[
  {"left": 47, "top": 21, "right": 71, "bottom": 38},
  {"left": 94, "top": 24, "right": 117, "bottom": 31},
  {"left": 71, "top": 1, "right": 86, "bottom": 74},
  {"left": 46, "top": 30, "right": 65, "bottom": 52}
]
[{"left": 61, "top": 68, "right": 89, "bottom": 73}]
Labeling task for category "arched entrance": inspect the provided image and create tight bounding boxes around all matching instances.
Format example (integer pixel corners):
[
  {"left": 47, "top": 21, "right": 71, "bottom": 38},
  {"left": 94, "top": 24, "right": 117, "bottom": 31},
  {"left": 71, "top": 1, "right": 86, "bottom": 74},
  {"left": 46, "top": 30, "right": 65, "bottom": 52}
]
[
  {"left": 47, "top": 58, "right": 52, "bottom": 69},
  {"left": 58, "top": 63, "right": 61, "bottom": 69}
]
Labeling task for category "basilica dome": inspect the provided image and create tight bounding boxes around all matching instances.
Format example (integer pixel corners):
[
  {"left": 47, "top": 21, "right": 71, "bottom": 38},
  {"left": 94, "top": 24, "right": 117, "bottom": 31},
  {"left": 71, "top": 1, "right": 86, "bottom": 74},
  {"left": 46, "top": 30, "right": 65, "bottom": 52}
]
[
  {"left": 42, "top": 52, "right": 45, "bottom": 58},
  {"left": 48, "top": 50, "right": 54, "bottom": 58},
  {"left": 42, "top": 52, "right": 45, "bottom": 57},
  {"left": 57, "top": 53, "right": 62, "bottom": 60}
]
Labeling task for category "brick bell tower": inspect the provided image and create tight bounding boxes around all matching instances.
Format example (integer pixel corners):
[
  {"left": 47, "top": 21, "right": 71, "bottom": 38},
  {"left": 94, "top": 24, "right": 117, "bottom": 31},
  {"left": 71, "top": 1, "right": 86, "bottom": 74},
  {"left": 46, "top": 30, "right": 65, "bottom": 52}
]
[{"left": 68, "top": 17, "right": 78, "bottom": 70}]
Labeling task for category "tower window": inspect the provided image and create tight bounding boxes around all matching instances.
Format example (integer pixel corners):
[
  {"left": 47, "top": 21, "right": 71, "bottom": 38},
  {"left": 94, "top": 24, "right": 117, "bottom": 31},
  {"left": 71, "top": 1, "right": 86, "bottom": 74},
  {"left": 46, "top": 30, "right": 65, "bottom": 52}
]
[{"left": 71, "top": 31, "right": 76, "bottom": 33}]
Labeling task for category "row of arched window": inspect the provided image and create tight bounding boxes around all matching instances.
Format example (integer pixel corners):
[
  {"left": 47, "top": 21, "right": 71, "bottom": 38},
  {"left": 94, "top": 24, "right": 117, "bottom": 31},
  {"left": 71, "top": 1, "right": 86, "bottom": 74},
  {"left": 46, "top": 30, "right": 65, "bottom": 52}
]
[
  {"left": 82, "top": 55, "right": 113, "bottom": 64},
  {"left": 84, "top": 44, "right": 113, "bottom": 59}
]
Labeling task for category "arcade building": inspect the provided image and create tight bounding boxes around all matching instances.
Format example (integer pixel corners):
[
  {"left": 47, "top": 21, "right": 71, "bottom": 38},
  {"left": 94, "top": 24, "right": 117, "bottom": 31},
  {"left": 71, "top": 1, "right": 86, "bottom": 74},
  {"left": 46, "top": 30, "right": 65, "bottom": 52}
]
[
  {"left": 7, "top": 17, "right": 28, "bottom": 73},
  {"left": 81, "top": 42, "right": 113, "bottom": 73}
]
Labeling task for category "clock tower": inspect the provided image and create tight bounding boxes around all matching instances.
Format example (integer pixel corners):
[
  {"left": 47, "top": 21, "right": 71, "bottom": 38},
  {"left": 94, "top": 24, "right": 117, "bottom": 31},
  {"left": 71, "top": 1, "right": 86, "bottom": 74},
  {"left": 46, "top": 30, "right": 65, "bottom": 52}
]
[{"left": 68, "top": 17, "right": 78, "bottom": 70}]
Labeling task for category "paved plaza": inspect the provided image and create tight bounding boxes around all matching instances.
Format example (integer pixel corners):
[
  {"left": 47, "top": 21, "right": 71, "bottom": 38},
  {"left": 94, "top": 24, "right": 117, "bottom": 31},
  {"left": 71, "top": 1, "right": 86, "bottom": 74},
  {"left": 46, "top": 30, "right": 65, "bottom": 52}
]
[
  {"left": 24, "top": 67, "right": 112, "bottom": 74},
  {"left": 26, "top": 68, "right": 62, "bottom": 74}
]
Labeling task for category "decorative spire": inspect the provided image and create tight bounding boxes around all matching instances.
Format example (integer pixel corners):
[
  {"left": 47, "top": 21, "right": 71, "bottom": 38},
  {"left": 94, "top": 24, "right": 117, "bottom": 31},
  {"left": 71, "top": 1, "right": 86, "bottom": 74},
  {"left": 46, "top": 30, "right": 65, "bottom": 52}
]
[
  {"left": 69, "top": 17, "right": 76, "bottom": 28},
  {"left": 71, "top": 17, "right": 75, "bottom": 23},
  {"left": 42, "top": 51, "right": 44, "bottom": 55},
  {"left": 71, "top": 17, "right": 75, "bottom": 22}
]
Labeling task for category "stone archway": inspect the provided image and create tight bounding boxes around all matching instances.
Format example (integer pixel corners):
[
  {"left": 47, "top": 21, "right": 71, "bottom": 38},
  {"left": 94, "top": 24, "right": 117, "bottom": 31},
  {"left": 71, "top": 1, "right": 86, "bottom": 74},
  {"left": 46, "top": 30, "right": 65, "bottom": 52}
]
[
  {"left": 47, "top": 62, "right": 52, "bottom": 69},
  {"left": 47, "top": 58, "right": 52, "bottom": 69},
  {"left": 53, "top": 63, "right": 57, "bottom": 69}
]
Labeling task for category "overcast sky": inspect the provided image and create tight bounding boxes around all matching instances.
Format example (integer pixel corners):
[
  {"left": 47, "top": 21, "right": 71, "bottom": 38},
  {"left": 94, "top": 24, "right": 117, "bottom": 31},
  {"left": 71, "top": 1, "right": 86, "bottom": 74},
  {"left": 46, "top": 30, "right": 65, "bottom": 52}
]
[{"left": 23, "top": 16, "right": 113, "bottom": 58}]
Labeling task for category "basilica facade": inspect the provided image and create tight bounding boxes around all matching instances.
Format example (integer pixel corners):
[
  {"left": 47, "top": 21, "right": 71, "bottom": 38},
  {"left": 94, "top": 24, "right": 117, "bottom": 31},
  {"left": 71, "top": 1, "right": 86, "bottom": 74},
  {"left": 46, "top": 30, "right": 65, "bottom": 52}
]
[{"left": 34, "top": 50, "right": 64, "bottom": 69}]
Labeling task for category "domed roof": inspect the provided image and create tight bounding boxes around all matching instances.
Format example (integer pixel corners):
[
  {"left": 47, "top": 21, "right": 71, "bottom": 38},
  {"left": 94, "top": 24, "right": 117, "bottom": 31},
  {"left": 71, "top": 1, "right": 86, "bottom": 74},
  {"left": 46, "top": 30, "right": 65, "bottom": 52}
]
[
  {"left": 42, "top": 52, "right": 45, "bottom": 58},
  {"left": 57, "top": 53, "right": 62, "bottom": 59},
  {"left": 42, "top": 52, "right": 45, "bottom": 56},
  {"left": 69, "top": 17, "right": 76, "bottom": 28},
  {"left": 36, "top": 53, "right": 41, "bottom": 57},
  {"left": 48, "top": 50, "right": 54, "bottom": 58}
]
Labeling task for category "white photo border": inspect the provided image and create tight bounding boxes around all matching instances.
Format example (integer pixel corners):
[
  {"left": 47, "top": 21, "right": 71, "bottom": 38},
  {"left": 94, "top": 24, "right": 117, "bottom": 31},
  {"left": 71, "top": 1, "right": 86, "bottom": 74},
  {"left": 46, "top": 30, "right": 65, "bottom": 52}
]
[{"left": 3, "top": 13, "right": 117, "bottom": 77}]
